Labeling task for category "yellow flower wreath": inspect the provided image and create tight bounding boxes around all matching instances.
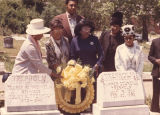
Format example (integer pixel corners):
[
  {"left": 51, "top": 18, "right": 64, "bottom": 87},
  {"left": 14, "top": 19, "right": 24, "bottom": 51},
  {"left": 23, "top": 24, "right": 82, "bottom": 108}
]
[{"left": 55, "top": 60, "right": 95, "bottom": 113}]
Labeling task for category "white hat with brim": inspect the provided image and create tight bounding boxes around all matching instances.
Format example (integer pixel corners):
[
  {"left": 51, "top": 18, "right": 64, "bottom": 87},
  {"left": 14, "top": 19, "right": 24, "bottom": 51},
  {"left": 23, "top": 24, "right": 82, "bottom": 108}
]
[{"left": 26, "top": 18, "right": 51, "bottom": 35}]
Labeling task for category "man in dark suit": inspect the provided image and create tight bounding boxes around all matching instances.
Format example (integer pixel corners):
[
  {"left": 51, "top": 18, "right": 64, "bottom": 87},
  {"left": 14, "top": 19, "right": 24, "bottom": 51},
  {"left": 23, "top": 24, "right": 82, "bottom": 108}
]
[
  {"left": 99, "top": 12, "right": 124, "bottom": 71},
  {"left": 52, "top": 0, "right": 83, "bottom": 43},
  {"left": 148, "top": 37, "right": 160, "bottom": 113}
]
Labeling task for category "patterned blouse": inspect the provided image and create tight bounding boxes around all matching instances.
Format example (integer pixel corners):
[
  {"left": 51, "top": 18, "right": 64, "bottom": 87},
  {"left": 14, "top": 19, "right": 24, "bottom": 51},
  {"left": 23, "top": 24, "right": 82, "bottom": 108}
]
[{"left": 45, "top": 36, "right": 70, "bottom": 71}]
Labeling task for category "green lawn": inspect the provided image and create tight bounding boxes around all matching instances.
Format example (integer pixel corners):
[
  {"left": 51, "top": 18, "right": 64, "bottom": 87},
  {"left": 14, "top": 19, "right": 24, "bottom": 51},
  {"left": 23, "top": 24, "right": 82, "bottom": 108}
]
[{"left": 0, "top": 35, "right": 24, "bottom": 56}]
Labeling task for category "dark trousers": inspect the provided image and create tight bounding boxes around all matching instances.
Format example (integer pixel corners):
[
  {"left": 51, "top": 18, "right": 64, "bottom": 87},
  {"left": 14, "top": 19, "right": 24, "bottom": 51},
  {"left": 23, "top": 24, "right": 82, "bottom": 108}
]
[{"left": 151, "top": 77, "right": 160, "bottom": 112}]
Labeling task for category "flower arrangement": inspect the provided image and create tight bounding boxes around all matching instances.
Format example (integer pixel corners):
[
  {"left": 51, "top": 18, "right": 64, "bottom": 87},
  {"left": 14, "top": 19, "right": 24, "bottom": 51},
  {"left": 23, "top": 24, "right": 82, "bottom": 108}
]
[
  {"left": 57, "top": 60, "right": 95, "bottom": 90},
  {"left": 55, "top": 60, "right": 95, "bottom": 113}
]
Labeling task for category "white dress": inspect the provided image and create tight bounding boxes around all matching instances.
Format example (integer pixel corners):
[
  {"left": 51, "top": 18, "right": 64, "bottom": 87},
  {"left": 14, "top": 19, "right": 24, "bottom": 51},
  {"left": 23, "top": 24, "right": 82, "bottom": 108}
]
[{"left": 115, "top": 42, "right": 144, "bottom": 76}]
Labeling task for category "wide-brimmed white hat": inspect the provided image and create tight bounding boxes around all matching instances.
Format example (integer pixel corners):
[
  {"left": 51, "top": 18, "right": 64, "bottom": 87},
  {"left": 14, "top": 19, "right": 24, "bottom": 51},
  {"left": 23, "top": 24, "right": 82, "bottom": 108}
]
[{"left": 26, "top": 18, "right": 50, "bottom": 35}]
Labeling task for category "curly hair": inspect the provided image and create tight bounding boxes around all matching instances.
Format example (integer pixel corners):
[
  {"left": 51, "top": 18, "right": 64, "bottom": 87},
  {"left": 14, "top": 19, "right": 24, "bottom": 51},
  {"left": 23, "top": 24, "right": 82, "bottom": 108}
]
[
  {"left": 74, "top": 19, "right": 95, "bottom": 36},
  {"left": 50, "top": 18, "right": 63, "bottom": 31}
]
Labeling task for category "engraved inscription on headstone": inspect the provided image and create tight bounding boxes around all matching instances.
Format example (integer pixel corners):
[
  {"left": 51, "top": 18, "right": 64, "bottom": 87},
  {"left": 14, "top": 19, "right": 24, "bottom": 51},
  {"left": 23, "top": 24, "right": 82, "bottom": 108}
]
[
  {"left": 5, "top": 74, "right": 57, "bottom": 112},
  {"left": 97, "top": 71, "right": 145, "bottom": 108}
]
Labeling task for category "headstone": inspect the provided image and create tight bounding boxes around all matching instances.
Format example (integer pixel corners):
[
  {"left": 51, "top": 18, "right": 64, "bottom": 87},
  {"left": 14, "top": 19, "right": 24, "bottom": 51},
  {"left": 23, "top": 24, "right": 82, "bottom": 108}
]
[
  {"left": 3, "top": 37, "right": 13, "bottom": 48},
  {"left": 1, "top": 74, "right": 61, "bottom": 115},
  {"left": 93, "top": 71, "right": 150, "bottom": 115}
]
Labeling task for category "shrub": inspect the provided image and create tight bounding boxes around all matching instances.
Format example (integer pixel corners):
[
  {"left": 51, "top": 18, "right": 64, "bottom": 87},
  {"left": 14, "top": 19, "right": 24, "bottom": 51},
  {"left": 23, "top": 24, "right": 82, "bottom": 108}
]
[
  {"left": 78, "top": 1, "right": 114, "bottom": 30},
  {"left": 41, "top": 0, "right": 65, "bottom": 27},
  {"left": 0, "top": 53, "right": 14, "bottom": 72},
  {"left": 0, "top": 0, "right": 40, "bottom": 35}
]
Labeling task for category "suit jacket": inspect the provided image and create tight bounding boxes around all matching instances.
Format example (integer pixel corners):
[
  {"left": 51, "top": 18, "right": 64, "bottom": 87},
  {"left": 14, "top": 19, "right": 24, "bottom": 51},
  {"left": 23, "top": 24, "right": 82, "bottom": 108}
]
[
  {"left": 53, "top": 13, "right": 83, "bottom": 43},
  {"left": 12, "top": 36, "right": 52, "bottom": 75},
  {"left": 148, "top": 38, "right": 160, "bottom": 77},
  {"left": 115, "top": 43, "right": 144, "bottom": 76}
]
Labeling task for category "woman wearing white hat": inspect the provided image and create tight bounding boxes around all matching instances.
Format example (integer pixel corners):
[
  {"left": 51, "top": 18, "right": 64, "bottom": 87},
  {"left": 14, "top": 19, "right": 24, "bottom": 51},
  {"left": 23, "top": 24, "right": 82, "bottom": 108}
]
[
  {"left": 12, "top": 19, "right": 60, "bottom": 78},
  {"left": 115, "top": 25, "right": 144, "bottom": 76}
]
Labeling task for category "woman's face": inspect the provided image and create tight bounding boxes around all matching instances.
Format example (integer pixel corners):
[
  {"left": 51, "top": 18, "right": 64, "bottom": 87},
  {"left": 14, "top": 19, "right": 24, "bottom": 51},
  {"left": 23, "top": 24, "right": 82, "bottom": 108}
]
[
  {"left": 124, "top": 35, "right": 134, "bottom": 47},
  {"left": 111, "top": 25, "right": 121, "bottom": 35},
  {"left": 51, "top": 27, "right": 64, "bottom": 40},
  {"left": 32, "top": 34, "right": 43, "bottom": 41},
  {"left": 80, "top": 26, "right": 91, "bottom": 39}
]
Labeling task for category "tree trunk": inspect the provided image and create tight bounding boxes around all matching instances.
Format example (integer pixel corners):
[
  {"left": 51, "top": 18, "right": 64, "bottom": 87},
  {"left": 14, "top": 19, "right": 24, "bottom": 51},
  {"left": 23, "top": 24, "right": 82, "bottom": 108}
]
[{"left": 142, "top": 15, "right": 149, "bottom": 41}]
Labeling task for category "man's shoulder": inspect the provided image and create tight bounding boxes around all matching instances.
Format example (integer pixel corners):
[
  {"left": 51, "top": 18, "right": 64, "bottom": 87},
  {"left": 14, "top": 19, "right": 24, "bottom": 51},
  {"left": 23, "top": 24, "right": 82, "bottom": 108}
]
[
  {"left": 152, "top": 38, "right": 160, "bottom": 42},
  {"left": 53, "top": 13, "right": 66, "bottom": 19},
  {"left": 151, "top": 38, "right": 160, "bottom": 46}
]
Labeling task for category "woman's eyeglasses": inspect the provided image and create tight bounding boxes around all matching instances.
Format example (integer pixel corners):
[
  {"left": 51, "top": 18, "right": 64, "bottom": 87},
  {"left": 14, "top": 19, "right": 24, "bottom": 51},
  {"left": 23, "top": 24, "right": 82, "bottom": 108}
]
[{"left": 124, "top": 36, "right": 134, "bottom": 41}]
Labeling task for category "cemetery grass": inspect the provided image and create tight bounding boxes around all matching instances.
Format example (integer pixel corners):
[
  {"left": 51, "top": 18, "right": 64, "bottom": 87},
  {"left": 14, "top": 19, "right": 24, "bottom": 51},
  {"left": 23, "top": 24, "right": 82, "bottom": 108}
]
[
  {"left": 139, "top": 41, "right": 152, "bottom": 72},
  {"left": 0, "top": 35, "right": 47, "bottom": 56},
  {"left": 0, "top": 35, "right": 24, "bottom": 56},
  {"left": 145, "top": 96, "right": 151, "bottom": 108}
]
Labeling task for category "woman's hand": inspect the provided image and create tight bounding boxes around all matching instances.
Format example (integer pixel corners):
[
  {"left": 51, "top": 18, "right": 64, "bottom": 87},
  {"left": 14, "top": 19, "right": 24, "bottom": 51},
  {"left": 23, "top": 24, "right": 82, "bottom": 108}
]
[
  {"left": 94, "top": 64, "right": 99, "bottom": 71},
  {"left": 94, "top": 64, "right": 99, "bottom": 77}
]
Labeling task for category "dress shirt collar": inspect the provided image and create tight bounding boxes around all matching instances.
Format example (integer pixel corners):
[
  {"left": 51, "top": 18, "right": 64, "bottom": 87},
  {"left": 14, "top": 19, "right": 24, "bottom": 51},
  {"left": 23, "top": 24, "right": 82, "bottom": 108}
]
[{"left": 66, "top": 12, "right": 76, "bottom": 20}]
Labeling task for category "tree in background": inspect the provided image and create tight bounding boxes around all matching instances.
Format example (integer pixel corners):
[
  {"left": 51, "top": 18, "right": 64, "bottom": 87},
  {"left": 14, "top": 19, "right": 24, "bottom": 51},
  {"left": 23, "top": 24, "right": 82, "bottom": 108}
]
[
  {"left": 0, "top": 0, "right": 160, "bottom": 41},
  {"left": 22, "top": 0, "right": 45, "bottom": 14},
  {"left": 104, "top": 0, "right": 159, "bottom": 41},
  {"left": 0, "top": 0, "right": 40, "bottom": 35},
  {"left": 41, "top": 0, "right": 65, "bottom": 27},
  {"left": 78, "top": 0, "right": 114, "bottom": 30}
]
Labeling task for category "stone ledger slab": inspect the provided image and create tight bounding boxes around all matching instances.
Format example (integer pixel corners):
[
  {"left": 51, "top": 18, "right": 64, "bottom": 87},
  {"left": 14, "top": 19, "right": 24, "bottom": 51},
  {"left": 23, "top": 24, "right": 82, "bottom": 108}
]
[
  {"left": 5, "top": 74, "right": 58, "bottom": 112},
  {"left": 97, "top": 72, "right": 145, "bottom": 108},
  {"left": 1, "top": 108, "right": 61, "bottom": 115},
  {"left": 93, "top": 103, "right": 149, "bottom": 115}
]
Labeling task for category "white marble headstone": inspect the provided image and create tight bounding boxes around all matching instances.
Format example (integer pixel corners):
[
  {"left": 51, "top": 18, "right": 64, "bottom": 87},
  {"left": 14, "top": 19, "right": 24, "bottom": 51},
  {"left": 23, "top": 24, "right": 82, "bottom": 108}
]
[
  {"left": 97, "top": 71, "right": 145, "bottom": 108},
  {"left": 5, "top": 74, "right": 57, "bottom": 112}
]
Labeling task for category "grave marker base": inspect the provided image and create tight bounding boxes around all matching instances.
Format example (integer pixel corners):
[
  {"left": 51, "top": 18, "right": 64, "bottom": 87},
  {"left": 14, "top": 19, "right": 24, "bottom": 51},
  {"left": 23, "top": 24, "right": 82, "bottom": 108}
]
[
  {"left": 93, "top": 103, "right": 149, "bottom": 115},
  {"left": 1, "top": 108, "right": 61, "bottom": 115}
]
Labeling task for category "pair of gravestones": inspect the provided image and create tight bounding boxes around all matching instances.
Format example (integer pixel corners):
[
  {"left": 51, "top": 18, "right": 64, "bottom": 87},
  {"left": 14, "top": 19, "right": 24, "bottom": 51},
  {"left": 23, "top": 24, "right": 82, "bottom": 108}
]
[{"left": 1, "top": 72, "right": 150, "bottom": 115}]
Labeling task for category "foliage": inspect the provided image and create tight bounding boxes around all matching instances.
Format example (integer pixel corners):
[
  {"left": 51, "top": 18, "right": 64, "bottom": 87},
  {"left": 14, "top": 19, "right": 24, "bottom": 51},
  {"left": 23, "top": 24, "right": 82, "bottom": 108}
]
[
  {"left": 78, "top": 0, "right": 114, "bottom": 30},
  {"left": 0, "top": 0, "right": 160, "bottom": 38},
  {"left": 0, "top": 53, "right": 14, "bottom": 72},
  {"left": 41, "top": 0, "right": 65, "bottom": 27},
  {"left": 0, "top": 0, "right": 40, "bottom": 35},
  {"left": 109, "top": 0, "right": 159, "bottom": 41},
  {"left": 22, "top": 0, "right": 45, "bottom": 14}
]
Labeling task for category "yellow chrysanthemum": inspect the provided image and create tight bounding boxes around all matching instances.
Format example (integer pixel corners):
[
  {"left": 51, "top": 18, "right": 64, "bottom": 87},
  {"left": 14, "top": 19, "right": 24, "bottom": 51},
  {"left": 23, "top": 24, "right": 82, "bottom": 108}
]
[{"left": 60, "top": 60, "right": 93, "bottom": 90}]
